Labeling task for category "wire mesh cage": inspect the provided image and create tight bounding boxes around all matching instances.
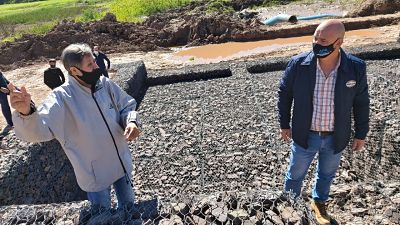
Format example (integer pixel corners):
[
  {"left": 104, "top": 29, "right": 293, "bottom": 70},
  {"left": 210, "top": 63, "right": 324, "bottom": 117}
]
[{"left": 0, "top": 60, "right": 399, "bottom": 225}]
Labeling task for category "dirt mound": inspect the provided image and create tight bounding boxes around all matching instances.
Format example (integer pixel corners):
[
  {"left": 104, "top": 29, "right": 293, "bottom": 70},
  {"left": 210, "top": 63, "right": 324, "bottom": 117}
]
[
  {"left": 0, "top": 1, "right": 275, "bottom": 70},
  {"left": 144, "top": 10, "right": 264, "bottom": 47},
  {"left": 0, "top": 20, "right": 161, "bottom": 70},
  {"left": 230, "top": 0, "right": 264, "bottom": 10},
  {"left": 347, "top": 0, "right": 400, "bottom": 17},
  {"left": 0, "top": 5, "right": 266, "bottom": 70}
]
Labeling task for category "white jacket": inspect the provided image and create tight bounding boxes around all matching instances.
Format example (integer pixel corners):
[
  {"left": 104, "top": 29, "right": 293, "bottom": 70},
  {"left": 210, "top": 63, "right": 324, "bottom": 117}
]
[{"left": 12, "top": 75, "right": 139, "bottom": 192}]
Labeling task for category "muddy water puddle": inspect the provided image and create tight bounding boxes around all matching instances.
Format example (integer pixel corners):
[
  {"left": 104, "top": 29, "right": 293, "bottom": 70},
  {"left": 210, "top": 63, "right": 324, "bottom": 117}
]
[{"left": 173, "top": 27, "right": 383, "bottom": 63}]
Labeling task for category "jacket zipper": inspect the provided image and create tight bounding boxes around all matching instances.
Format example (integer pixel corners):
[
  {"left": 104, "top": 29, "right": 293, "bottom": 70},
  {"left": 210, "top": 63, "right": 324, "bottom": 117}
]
[{"left": 91, "top": 91, "right": 133, "bottom": 187}]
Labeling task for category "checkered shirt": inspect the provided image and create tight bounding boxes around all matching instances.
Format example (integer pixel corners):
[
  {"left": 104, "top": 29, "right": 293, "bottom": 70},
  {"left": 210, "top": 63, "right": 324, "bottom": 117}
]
[{"left": 310, "top": 57, "right": 341, "bottom": 132}]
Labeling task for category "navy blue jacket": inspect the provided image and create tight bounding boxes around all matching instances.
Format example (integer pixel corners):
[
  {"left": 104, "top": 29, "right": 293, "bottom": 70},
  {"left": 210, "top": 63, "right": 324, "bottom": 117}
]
[
  {"left": 0, "top": 72, "right": 9, "bottom": 88},
  {"left": 94, "top": 52, "right": 110, "bottom": 71},
  {"left": 278, "top": 49, "right": 369, "bottom": 153}
]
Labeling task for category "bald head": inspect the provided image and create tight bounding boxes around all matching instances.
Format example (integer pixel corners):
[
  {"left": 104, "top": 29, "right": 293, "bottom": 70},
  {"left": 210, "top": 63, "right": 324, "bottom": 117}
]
[{"left": 316, "top": 19, "right": 345, "bottom": 39}]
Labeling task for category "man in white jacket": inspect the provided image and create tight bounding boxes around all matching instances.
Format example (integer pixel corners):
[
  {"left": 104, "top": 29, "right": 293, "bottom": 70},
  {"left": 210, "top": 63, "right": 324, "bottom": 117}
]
[{"left": 8, "top": 43, "right": 140, "bottom": 210}]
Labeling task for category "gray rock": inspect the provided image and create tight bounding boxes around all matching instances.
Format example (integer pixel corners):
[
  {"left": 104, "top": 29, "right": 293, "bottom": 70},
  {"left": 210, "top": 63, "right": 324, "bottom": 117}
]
[
  {"left": 280, "top": 206, "right": 302, "bottom": 224},
  {"left": 113, "top": 60, "right": 148, "bottom": 106},
  {"left": 351, "top": 208, "right": 369, "bottom": 216},
  {"left": 159, "top": 215, "right": 184, "bottom": 225}
]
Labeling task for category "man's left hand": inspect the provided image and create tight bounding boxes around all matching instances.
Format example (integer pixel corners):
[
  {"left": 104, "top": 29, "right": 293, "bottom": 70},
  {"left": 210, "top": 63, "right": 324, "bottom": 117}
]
[
  {"left": 351, "top": 138, "right": 365, "bottom": 151},
  {"left": 124, "top": 122, "right": 140, "bottom": 141}
]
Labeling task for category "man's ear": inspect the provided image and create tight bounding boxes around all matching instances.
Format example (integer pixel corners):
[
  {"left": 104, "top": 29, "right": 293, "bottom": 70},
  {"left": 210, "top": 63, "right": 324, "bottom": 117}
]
[
  {"left": 70, "top": 67, "right": 81, "bottom": 76},
  {"left": 336, "top": 38, "right": 343, "bottom": 48}
]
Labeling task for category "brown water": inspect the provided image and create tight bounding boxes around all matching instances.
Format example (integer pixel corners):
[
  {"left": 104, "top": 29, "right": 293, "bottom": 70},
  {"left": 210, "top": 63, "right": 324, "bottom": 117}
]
[{"left": 174, "top": 28, "right": 382, "bottom": 61}]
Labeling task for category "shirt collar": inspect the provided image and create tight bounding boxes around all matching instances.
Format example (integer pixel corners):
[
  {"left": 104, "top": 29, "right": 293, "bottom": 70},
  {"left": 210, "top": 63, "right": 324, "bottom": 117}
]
[{"left": 316, "top": 52, "right": 341, "bottom": 77}]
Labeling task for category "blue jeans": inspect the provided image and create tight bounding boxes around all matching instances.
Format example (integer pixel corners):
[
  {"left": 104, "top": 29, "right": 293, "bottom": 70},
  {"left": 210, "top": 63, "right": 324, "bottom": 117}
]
[
  {"left": 0, "top": 92, "right": 13, "bottom": 126},
  {"left": 87, "top": 175, "right": 135, "bottom": 209},
  {"left": 284, "top": 132, "right": 342, "bottom": 202}
]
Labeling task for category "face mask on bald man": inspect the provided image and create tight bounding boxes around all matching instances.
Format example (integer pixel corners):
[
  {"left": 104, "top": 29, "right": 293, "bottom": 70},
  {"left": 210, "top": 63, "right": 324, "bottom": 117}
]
[{"left": 312, "top": 38, "right": 338, "bottom": 58}]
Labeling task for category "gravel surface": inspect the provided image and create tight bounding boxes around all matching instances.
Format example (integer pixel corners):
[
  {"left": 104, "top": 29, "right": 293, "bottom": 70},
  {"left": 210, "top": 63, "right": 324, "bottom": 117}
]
[
  {"left": 0, "top": 138, "right": 86, "bottom": 206},
  {"left": 135, "top": 58, "right": 400, "bottom": 195}
]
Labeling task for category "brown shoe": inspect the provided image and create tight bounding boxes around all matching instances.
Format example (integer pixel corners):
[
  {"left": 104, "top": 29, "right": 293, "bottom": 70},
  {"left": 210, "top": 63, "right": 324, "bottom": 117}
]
[{"left": 310, "top": 200, "right": 331, "bottom": 225}]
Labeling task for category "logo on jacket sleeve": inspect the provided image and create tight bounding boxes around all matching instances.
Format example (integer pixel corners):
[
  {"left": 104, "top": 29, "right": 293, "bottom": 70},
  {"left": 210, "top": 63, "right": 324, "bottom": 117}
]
[{"left": 346, "top": 80, "right": 356, "bottom": 88}]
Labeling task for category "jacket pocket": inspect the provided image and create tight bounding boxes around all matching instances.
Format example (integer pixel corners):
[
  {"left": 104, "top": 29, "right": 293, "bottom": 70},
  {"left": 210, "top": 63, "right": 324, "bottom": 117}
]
[{"left": 91, "top": 160, "right": 120, "bottom": 186}]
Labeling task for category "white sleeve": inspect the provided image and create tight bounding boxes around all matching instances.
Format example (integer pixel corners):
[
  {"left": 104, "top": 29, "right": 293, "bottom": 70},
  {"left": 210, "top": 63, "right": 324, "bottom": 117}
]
[
  {"left": 12, "top": 93, "right": 63, "bottom": 143},
  {"left": 107, "top": 80, "right": 140, "bottom": 128}
]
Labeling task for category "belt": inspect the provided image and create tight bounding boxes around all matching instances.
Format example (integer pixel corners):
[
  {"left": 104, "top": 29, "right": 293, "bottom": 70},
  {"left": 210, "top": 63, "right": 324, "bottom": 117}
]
[{"left": 310, "top": 130, "right": 334, "bottom": 136}]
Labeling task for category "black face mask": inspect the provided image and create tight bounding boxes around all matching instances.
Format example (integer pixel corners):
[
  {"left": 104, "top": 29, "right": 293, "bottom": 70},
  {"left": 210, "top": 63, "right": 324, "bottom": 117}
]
[
  {"left": 75, "top": 67, "right": 102, "bottom": 87},
  {"left": 312, "top": 39, "right": 338, "bottom": 58},
  {"left": 50, "top": 65, "right": 56, "bottom": 68}
]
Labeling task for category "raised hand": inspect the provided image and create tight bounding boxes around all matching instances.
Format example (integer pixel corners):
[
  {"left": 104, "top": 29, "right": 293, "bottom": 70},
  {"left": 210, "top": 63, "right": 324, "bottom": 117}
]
[{"left": 7, "top": 83, "right": 31, "bottom": 115}]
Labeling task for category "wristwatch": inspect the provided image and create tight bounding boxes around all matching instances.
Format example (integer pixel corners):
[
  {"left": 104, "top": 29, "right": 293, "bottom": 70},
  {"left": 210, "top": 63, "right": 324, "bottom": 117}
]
[
  {"left": 129, "top": 120, "right": 141, "bottom": 129},
  {"left": 20, "top": 101, "right": 36, "bottom": 116}
]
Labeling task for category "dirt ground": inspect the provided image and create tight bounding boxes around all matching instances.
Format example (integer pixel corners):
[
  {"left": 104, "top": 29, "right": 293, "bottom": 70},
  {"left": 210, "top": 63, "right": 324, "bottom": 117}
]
[{"left": 1, "top": 23, "right": 398, "bottom": 131}]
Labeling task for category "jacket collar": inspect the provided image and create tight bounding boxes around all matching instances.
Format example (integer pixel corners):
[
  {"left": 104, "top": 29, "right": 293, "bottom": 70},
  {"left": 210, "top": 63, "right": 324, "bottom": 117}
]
[
  {"left": 300, "top": 51, "right": 315, "bottom": 66},
  {"left": 300, "top": 48, "right": 351, "bottom": 74}
]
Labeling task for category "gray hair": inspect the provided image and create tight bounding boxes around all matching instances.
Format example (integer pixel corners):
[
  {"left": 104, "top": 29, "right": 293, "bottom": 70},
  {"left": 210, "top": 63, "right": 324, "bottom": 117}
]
[{"left": 61, "top": 43, "right": 93, "bottom": 73}]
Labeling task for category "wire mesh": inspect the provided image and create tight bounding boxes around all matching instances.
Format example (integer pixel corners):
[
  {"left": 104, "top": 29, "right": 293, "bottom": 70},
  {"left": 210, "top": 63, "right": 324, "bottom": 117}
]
[{"left": 0, "top": 60, "right": 399, "bottom": 224}]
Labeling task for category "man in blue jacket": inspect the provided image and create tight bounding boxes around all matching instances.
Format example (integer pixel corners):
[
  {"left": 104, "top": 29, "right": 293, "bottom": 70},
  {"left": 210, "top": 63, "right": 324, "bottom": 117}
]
[
  {"left": 93, "top": 45, "right": 111, "bottom": 78},
  {"left": 278, "top": 20, "right": 369, "bottom": 225}
]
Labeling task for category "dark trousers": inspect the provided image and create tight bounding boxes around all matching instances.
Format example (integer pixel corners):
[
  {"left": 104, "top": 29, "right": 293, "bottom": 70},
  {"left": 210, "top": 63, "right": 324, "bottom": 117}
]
[
  {"left": 101, "top": 69, "right": 109, "bottom": 78},
  {"left": 0, "top": 92, "right": 13, "bottom": 126}
]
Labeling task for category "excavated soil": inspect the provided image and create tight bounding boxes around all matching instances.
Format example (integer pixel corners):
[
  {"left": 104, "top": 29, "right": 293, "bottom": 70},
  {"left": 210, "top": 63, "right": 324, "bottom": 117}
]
[
  {"left": 0, "top": 0, "right": 399, "bottom": 71},
  {"left": 347, "top": 0, "right": 400, "bottom": 17}
]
